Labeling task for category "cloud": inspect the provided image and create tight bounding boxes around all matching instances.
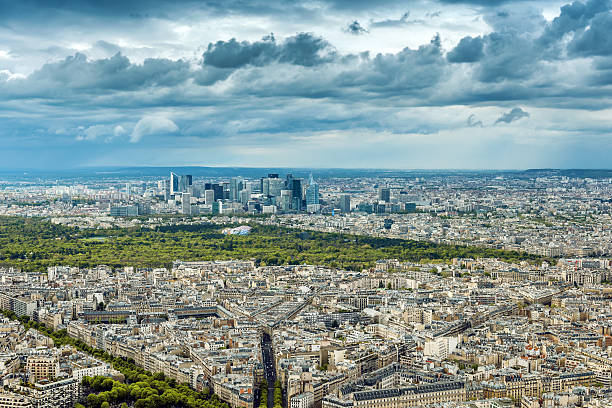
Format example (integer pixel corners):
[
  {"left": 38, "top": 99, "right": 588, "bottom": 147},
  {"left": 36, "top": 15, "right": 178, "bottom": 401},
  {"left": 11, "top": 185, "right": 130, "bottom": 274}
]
[
  {"left": 202, "top": 33, "right": 336, "bottom": 69},
  {"left": 130, "top": 116, "right": 178, "bottom": 143},
  {"left": 447, "top": 36, "right": 484, "bottom": 63},
  {"left": 437, "top": 0, "right": 507, "bottom": 3},
  {"left": 0, "top": 32, "right": 446, "bottom": 103},
  {"left": 345, "top": 20, "right": 368, "bottom": 35},
  {"left": 114, "top": 125, "right": 127, "bottom": 137},
  {"left": 484, "top": 7, "right": 547, "bottom": 35},
  {"left": 1, "top": 53, "right": 191, "bottom": 98},
  {"left": 333, "top": 34, "right": 445, "bottom": 94},
  {"left": 76, "top": 124, "right": 129, "bottom": 142},
  {"left": 539, "top": 0, "right": 611, "bottom": 47},
  {"left": 281, "top": 33, "right": 337, "bottom": 66},
  {"left": 92, "top": 40, "right": 122, "bottom": 56},
  {"left": 370, "top": 12, "right": 413, "bottom": 28},
  {"left": 77, "top": 125, "right": 107, "bottom": 141},
  {"left": 476, "top": 32, "right": 539, "bottom": 82},
  {"left": 568, "top": 11, "right": 612, "bottom": 56},
  {"left": 0, "top": 50, "right": 15, "bottom": 59},
  {"left": 35, "top": 53, "right": 190, "bottom": 89},
  {"left": 202, "top": 35, "right": 278, "bottom": 68},
  {"left": 0, "top": 21, "right": 605, "bottom": 112},
  {"left": 2, "top": 0, "right": 612, "bottom": 169},
  {"left": 589, "top": 57, "right": 612, "bottom": 84},
  {"left": 467, "top": 114, "right": 484, "bottom": 127},
  {"left": 495, "top": 107, "right": 530, "bottom": 124},
  {"left": 0, "top": 69, "right": 25, "bottom": 81}
]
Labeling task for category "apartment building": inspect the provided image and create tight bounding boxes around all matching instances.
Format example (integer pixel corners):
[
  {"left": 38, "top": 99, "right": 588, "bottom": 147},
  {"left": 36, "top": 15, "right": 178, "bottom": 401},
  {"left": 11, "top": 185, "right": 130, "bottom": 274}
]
[
  {"left": 0, "top": 392, "right": 33, "bottom": 408},
  {"left": 26, "top": 356, "right": 59, "bottom": 383}
]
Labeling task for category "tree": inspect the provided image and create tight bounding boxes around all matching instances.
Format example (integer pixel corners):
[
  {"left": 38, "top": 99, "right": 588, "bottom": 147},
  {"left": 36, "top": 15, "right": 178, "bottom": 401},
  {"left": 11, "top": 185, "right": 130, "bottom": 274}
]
[
  {"left": 101, "top": 378, "right": 114, "bottom": 390},
  {"left": 87, "top": 393, "right": 100, "bottom": 408}
]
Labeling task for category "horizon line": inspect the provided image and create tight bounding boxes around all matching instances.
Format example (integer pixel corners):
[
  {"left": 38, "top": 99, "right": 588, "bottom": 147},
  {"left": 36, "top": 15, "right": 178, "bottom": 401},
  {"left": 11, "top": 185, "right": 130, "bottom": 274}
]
[{"left": 1, "top": 166, "right": 612, "bottom": 173}]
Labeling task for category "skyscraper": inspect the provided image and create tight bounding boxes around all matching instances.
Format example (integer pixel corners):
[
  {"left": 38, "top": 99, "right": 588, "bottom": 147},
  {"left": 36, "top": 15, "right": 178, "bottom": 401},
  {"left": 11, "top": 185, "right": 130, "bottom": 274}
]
[
  {"left": 181, "top": 193, "right": 191, "bottom": 215},
  {"left": 157, "top": 180, "right": 170, "bottom": 200},
  {"left": 291, "top": 179, "right": 303, "bottom": 210},
  {"left": 280, "top": 190, "right": 292, "bottom": 212},
  {"left": 239, "top": 188, "right": 251, "bottom": 205},
  {"left": 204, "top": 190, "right": 215, "bottom": 205},
  {"left": 163, "top": 179, "right": 170, "bottom": 200},
  {"left": 204, "top": 183, "right": 224, "bottom": 201},
  {"left": 379, "top": 187, "right": 391, "bottom": 203},
  {"left": 229, "top": 177, "right": 243, "bottom": 202},
  {"left": 268, "top": 178, "right": 284, "bottom": 198},
  {"left": 261, "top": 177, "right": 270, "bottom": 196},
  {"left": 170, "top": 172, "right": 192, "bottom": 196},
  {"left": 340, "top": 194, "right": 351, "bottom": 213},
  {"left": 306, "top": 174, "right": 319, "bottom": 206},
  {"left": 170, "top": 172, "right": 179, "bottom": 196}
]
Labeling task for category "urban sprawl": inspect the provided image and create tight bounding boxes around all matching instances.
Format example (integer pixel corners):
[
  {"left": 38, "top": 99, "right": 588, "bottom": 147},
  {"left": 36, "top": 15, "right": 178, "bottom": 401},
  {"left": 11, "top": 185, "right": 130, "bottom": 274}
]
[{"left": 1, "top": 170, "right": 612, "bottom": 408}]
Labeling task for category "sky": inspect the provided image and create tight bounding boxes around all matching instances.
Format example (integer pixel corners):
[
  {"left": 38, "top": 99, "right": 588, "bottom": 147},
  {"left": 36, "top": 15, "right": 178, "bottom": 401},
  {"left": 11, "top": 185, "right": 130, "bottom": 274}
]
[{"left": 1, "top": 0, "right": 612, "bottom": 170}]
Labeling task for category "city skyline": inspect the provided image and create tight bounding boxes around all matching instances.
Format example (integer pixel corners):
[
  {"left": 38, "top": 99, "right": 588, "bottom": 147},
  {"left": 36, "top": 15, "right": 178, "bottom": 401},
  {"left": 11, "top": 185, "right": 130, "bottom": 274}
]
[
  {"left": 1, "top": 0, "right": 612, "bottom": 169},
  {"left": 3, "top": 2, "right": 612, "bottom": 405}
]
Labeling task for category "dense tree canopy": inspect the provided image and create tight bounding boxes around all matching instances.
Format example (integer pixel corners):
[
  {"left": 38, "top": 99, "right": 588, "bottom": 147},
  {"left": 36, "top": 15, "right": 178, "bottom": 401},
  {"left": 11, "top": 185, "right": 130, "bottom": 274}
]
[{"left": 0, "top": 216, "right": 543, "bottom": 271}]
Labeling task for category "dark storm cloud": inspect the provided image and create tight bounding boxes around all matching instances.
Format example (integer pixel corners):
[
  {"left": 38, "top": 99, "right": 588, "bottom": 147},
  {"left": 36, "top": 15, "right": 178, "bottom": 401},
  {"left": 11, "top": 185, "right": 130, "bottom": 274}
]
[
  {"left": 203, "top": 33, "right": 336, "bottom": 69},
  {"left": 445, "top": 3, "right": 612, "bottom": 84},
  {"left": 281, "top": 33, "right": 337, "bottom": 66},
  {"left": 197, "top": 36, "right": 445, "bottom": 102},
  {"left": 345, "top": 21, "right": 368, "bottom": 35},
  {"left": 446, "top": 0, "right": 612, "bottom": 88},
  {"left": 447, "top": 36, "right": 484, "bottom": 63},
  {"left": 2, "top": 53, "right": 191, "bottom": 97},
  {"left": 476, "top": 32, "right": 539, "bottom": 83},
  {"left": 0, "top": 33, "right": 447, "bottom": 107},
  {"left": 495, "top": 107, "right": 530, "bottom": 124},
  {"left": 331, "top": 35, "right": 445, "bottom": 95},
  {"left": 539, "top": 0, "right": 610, "bottom": 46},
  {"left": 369, "top": 35, "right": 444, "bottom": 91},
  {"left": 1, "top": 16, "right": 610, "bottom": 110},
  {"left": 203, "top": 35, "right": 278, "bottom": 69},
  {"left": 568, "top": 11, "right": 612, "bottom": 56}
]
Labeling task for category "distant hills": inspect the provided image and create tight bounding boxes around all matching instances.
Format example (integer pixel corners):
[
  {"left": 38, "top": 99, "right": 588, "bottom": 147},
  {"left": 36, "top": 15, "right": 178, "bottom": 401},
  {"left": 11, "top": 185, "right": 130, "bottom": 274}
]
[{"left": 0, "top": 167, "right": 611, "bottom": 180}]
